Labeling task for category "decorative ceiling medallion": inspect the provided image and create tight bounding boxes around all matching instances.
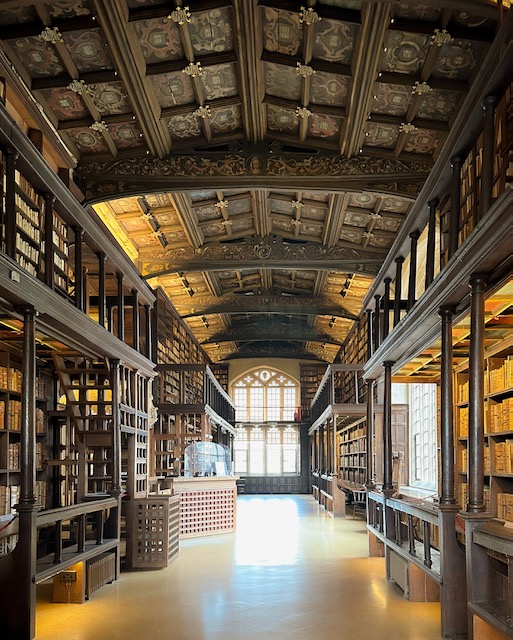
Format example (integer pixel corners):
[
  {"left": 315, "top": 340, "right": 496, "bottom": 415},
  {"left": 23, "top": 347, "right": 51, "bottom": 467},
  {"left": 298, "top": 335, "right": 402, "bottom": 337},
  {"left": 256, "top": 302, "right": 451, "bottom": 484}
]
[
  {"left": 399, "top": 122, "right": 418, "bottom": 133},
  {"left": 369, "top": 212, "right": 382, "bottom": 220},
  {"left": 215, "top": 200, "right": 229, "bottom": 210},
  {"left": 193, "top": 105, "right": 212, "bottom": 119},
  {"left": 296, "top": 63, "right": 316, "bottom": 78},
  {"left": 291, "top": 219, "right": 301, "bottom": 228},
  {"left": 291, "top": 200, "right": 304, "bottom": 210},
  {"left": 90, "top": 120, "right": 108, "bottom": 132},
  {"left": 168, "top": 5, "right": 191, "bottom": 25},
  {"left": 221, "top": 219, "right": 232, "bottom": 227},
  {"left": 67, "top": 79, "right": 90, "bottom": 95},
  {"left": 299, "top": 7, "right": 321, "bottom": 26},
  {"left": 430, "top": 29, "right": 453, "bottom": 47},
  {"left": 182, "top": 62, "right": 203, "bottom": 77},
  {"left": 412, "top": 81, "right": 432, "bottom": 95},
  {"left": 38, "top": 27, "right": 64, "bottom": 44},
  {"left": 295, "top": 106, "right": 312, "bottom": 119}
]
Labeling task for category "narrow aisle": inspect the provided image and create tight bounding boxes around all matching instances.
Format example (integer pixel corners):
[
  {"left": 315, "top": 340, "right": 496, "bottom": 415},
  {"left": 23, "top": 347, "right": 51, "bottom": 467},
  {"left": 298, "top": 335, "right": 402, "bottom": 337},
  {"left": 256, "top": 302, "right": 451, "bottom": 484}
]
[{"left": 36, "top": 495, "right": 441, "bottom": 640}]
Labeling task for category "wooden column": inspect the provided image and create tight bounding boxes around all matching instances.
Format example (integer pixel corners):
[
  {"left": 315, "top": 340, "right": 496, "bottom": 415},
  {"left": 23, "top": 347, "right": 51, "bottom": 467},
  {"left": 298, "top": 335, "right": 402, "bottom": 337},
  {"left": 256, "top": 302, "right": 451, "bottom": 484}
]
[
  {"left": 439, "top": 306, "right": 456, "bottom": 505},
  {"left": 407, "top": 230, "right": 420, "bottom": 311},
  {"left": 144, "top": 304, "right": 152, "bottom": 360},
  {"left": 73, "top": 226, "right": 84, "bottom": 311},
  {"left": 365, "top": 379, "right": 375, "bottom": 490},
  {"left": 449, "top": 156, "right": 462, "bottom": 260},
  {"left": 373, "top": 294, "right": 381, "bottom": 351},
  {"left": 382, "top": 361, "right": 394, "bottom": 496},
  {"left": 366, "top": 309, "right": 373, "bottom": 358},
  {"left": 425, "top": 199, "right": 438, "bottom": 289},
  {"left": 43, "top": 192, "right": 56, "bottom": 289},
  {"left": 479, "top": 95, "right": 499, "bottom": 219},
  {"left": 110, "top": 359, "right": 122, "bottom": 497},
  {"left": 132, "top": 288, "right": 140, "bottom": 352},
  {"left": 382, "top": 277, "right": 391, "bottom": 339},
  {"left": 393, "top": 257, "right": 404, "bottom": 327},
  {"left": 116, "top": 272, "right": 124, "bottom": 342},
  {"left": 4, "top": 147, "right": 18, "bottom": 259},
  {"left": 319, "top": 424, "right": 325, "bottom": 474},
  {"left": 83, "top": 268, "right": 89, "bottom": 313},
  {"left": 97, "top": 252, "right": 106, "bottom": 328},
  {"left": 467, "top": 275, "right": 487, "bottom": 513},
  {"left": 17, "top": 306, "right": 38, "bottom": 639}
]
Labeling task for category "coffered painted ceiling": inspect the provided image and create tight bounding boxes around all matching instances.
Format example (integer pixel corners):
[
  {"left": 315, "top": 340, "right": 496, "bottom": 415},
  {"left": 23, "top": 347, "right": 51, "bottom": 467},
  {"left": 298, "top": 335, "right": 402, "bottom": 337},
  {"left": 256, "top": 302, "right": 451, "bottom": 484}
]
[{"left": 0, "top": 0, "right": 505, "bottom": 362}]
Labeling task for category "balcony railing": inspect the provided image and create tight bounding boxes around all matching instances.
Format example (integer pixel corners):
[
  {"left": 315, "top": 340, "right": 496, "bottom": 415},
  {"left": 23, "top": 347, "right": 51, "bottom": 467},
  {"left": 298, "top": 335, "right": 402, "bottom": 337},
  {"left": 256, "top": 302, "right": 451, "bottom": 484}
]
[
  {"left": 157, "top": 364, "right": 235, "bottom": 427},
  {"left": 310, "top": 364, "right": 365, "bottom": 429}
]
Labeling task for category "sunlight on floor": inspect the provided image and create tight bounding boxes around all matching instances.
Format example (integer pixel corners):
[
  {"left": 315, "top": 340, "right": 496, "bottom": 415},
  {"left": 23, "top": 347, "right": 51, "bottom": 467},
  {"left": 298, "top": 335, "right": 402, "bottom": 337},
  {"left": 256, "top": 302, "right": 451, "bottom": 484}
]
[{"left": 36, "top": 495, "right": 441, "bottom": 640}]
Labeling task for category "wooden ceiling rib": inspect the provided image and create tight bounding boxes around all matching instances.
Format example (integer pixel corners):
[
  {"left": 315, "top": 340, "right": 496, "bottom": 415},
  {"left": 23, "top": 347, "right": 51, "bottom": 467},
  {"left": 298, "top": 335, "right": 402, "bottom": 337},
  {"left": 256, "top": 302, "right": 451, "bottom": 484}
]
[{"left": 0, "top": 0, "right": 502, "bottom": 362}]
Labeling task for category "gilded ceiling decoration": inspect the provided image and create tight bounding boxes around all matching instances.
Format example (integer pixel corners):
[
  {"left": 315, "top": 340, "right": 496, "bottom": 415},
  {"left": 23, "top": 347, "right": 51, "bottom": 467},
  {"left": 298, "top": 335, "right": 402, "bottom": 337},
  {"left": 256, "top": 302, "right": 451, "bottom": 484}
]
[{"left": 0, "top": 0, "right": 502, "bottom": 362}]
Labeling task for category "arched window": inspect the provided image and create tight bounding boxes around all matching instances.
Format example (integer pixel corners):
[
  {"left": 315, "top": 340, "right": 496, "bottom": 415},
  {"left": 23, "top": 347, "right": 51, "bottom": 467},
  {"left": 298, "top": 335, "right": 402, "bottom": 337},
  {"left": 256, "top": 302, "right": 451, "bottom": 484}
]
[{"left": 232, "top": 368, "right": 298, "bottom": 422}]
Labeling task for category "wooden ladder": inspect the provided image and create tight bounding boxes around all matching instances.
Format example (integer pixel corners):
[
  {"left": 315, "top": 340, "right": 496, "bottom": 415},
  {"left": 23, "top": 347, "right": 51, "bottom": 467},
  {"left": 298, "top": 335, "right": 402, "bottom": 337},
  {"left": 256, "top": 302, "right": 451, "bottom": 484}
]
[{"left": 53, "top": 353, "right": 115, "bottom": 498}]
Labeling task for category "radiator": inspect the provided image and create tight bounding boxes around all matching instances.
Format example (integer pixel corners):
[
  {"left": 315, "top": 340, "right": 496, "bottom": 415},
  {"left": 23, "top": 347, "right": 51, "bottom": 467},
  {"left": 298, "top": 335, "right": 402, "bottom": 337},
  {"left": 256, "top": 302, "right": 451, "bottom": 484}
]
[
  {"left": 389, "top": 549, "right": 408, "bottom": 598},
  {"left": 86, "top": 552, "right": 116, "bottom": 598}
]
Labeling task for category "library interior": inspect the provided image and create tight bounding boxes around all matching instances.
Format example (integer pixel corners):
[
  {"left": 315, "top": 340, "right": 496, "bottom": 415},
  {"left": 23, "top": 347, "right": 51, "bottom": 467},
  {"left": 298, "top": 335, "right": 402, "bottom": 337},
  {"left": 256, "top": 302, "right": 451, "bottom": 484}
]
[{"left": 0, "top": 1, "right": 512, "bottom": 638}]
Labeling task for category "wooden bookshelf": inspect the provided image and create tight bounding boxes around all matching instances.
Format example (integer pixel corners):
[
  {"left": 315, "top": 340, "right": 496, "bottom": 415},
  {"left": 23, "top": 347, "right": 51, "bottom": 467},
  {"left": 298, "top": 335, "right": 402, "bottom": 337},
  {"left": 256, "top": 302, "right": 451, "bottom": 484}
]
[
  {"left": 299, "top": 363, "right": 326, "bottom": 423},
  {"left": 0, "top": 351, "right": 51, "bottom": 556}
]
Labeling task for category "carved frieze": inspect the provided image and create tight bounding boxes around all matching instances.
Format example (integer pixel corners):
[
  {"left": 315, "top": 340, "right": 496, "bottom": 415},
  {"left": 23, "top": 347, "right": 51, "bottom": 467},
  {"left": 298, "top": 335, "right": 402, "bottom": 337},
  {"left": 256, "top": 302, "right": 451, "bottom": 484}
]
[
  {"left": 79, "top": 152, "right": 431, "bottom": 202},
  {"left": 141, "top": 234, "right": 384, "bottom": 278}
]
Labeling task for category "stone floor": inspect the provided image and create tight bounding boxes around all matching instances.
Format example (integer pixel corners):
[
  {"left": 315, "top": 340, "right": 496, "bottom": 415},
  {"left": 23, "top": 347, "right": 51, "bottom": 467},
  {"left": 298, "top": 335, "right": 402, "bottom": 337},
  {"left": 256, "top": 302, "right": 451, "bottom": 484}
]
[{"left": 36, "top": 495, "right": 441, "bottom": 639}]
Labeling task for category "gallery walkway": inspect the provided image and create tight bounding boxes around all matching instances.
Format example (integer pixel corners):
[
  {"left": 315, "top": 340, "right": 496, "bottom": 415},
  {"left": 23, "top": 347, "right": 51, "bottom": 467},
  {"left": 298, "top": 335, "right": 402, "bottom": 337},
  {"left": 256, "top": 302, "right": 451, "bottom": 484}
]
[{"left": 36, "top": 495, "right": 441, "bottom": 640}]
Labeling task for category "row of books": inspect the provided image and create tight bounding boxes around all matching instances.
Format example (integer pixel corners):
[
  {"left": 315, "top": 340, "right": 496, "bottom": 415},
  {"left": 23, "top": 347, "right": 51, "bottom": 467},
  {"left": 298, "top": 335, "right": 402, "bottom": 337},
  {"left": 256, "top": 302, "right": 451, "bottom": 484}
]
[
  {"left": 0, "top": 403, "right": 45, "bottom": 432},
  {"left": 497, "top": 492, "right": 513, "bottom": 522},
  {"left": 489, "top": 398, "right": 513, "bottom": 432},
  {"left": 460, "top": 483, "right": 490, "bottom": 511},
  {"left": 0, "top": 366, "right": 48, "bottom": 396},
  {"left": 494, "top": 439, "right": 513, "bottom": 474},
  {"left": 460, "top": 446, "right": 491, "bottom": 474},
  {"left": 0, "top": 481, "right": 47, "bottom": 515},
  {"left": 0, "top": 484, "right": 18, "bottom": 514}
]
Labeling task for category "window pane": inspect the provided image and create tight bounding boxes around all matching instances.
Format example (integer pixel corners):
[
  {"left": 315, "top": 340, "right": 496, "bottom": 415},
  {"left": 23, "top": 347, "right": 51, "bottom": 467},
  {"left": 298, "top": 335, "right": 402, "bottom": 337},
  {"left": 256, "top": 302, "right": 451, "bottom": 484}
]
[
  {"left": 267, "top": 445, "right": 281, "bottom": 474},
  {"left": 283, "top": 447, "right": 298, "bottom": 473}
]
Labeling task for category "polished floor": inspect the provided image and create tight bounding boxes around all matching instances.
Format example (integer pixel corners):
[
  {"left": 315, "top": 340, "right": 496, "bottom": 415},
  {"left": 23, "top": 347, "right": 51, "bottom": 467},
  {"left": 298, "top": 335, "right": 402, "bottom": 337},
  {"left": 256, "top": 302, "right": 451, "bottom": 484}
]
[{"left": 36, "top": 495, "right": 441, "bottom": 640}]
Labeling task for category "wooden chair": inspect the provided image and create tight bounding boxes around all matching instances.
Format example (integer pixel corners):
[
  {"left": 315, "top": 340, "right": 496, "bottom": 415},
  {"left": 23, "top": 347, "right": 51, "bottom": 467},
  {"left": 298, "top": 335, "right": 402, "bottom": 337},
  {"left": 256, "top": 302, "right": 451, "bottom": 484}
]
[{"left": 352, "top": 489, "right": 367, "bottom": 519}]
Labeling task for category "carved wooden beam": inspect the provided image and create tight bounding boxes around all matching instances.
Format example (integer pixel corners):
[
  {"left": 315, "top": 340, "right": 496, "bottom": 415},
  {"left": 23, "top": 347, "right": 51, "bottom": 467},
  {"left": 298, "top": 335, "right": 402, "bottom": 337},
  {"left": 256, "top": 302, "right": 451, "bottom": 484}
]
[
  {"left": 140, "top": 234, "right": 385, "bottom": 278},
  {"left": 211, "top": 341, "right": 335, "bottom": 362},
  {"left": 201, "top": 321, "right": 345, "bottom": 345},
  {"left": 78, "top": 151, "right": 431, "bottom": 200},
  {"left": 176, "top": 293, "right": 359, "bottom": 320}
]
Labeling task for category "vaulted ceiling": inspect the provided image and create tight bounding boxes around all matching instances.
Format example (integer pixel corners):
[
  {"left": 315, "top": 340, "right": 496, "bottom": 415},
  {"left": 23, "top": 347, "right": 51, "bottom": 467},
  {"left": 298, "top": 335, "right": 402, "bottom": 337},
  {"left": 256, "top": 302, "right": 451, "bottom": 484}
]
[{"left": 0, "top": 0, "right": 504, "bottom": 362}]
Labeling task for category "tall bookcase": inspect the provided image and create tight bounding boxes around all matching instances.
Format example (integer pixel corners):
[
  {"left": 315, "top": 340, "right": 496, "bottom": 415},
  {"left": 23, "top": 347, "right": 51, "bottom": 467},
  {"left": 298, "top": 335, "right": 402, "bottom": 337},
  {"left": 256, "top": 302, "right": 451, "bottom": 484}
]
[
  {"left": 456, "top": 336, "right": 513, "bottom": 519},
  {"left": 299, "top": 364, "right": 326, "bottom": 423},
  {"left": 0, "top": 350, "right": 51, "bottom": 553}
]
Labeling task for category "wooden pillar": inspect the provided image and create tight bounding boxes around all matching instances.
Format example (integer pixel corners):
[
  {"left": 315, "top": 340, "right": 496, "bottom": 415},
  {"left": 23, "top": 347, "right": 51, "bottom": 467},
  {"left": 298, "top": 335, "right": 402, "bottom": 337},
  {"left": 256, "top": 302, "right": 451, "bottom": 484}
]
[
  {"left": 382, "top": 361, "right": 394, "bottom": 496},
  {"left": 366, "top": 309, "right": 373, "bottom": 358},
  {"left": 382, "top": 277, "right": 391, "bottom": 339},
  {"left": 365, "top": 380, "right": 375, "bottom": 490},
  {"left": 449, "top": 156, "right": 462, "bottom": 260},
  {"left": 73, "top": 226, "right": 84, "bottom": 311},
  {"left": 439, "top": 306, "right": 456, "bottom": 505},
  {"left": 407, "top": 230, "right": 420, "bottom": 311},
  {"left": 467, "top": 275, "right": 487, "bottom": 513},
  {"left": 43, "top": 192, "right": 56, "bottom": 289},
  {"left": 132, "top": 288, "right": 140, "bottom": 352},
  {"left": 373, "top": 294, "right": 381, "bottom": 351},
  {"left": 393, "top": 257, "right": 404, "bottom": 327},
  {"left": 144, "top": 304, "right": 152, "bottom": 360},
  {"left": 110, "top": 359, "right": 121, "bottom": 497},
  {"left": 116, "top": 272, "right": 124, "bottom": 342},
  {"left": 83, "top": 268, "right": 89, "bottom": 313},
  {"left": 425, "top": 199, "right": 438, "bottom": 289},
  {"left": 97, "top": 252, "right": 106, "bottom": 328},
  {"left": 479, "top": 95, "right": 499, "bottom": 219},
  {"left": 17, "top": 306, "right": 38, "bottom": 639},
  {"left": 4, "top": 147, "right": 18, "bottom": 259}
]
